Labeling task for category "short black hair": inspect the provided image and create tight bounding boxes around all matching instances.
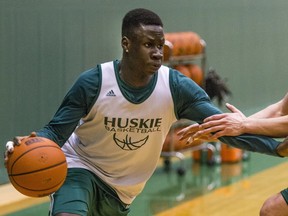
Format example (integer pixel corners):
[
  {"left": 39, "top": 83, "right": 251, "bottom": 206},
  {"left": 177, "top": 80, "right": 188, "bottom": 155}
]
[{"left": 122, "top": 8, "right": 163, "bottom": 37}]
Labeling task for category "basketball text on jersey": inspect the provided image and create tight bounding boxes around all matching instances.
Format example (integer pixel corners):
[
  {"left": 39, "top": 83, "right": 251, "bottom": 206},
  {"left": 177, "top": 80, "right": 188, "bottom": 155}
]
[
  {"left": 104, "top": 117, "right": 162, "bottom": 150},
  {"left": 104, "top": 116, "right": 162, "bottom": 133}
]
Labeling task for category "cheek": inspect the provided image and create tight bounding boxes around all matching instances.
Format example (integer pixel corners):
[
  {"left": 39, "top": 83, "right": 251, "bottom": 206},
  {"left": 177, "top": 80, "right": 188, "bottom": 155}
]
[{"left": 132, "top": 47, "right": 150, "bottom": 60}]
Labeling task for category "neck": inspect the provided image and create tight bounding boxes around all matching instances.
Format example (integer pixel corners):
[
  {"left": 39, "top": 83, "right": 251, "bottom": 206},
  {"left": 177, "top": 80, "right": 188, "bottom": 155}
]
[{"left": 119, "top": 60, "right": 153, "bottom": 87}]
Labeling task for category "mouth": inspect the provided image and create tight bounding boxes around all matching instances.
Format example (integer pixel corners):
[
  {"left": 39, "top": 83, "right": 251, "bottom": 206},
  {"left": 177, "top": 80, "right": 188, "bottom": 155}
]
[{"left": 152, "top": 62, "right": 162, "bottom": 70}]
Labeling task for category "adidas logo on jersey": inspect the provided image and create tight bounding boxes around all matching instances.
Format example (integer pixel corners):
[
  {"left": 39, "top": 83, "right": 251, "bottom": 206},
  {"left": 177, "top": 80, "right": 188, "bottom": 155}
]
[{"left": 106, "top": 90, "right": 116, "bottom": 96}]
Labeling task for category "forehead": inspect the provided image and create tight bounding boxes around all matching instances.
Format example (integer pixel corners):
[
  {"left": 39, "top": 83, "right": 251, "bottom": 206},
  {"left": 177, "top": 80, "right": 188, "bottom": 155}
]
[{"left": 133, "top": 24, "right": 164, "bottom": 40}]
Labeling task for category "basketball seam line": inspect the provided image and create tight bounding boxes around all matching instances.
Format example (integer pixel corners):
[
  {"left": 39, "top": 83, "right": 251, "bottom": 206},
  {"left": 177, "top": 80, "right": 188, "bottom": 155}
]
[{"left": 9, "top": 161, "right": 66, "bottom": 176}]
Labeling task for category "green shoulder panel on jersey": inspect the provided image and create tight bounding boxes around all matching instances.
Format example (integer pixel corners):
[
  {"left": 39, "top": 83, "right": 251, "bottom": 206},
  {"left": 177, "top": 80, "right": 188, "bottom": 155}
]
[{"left": 36, "top": 65, "right": 102, "bottom": 147}]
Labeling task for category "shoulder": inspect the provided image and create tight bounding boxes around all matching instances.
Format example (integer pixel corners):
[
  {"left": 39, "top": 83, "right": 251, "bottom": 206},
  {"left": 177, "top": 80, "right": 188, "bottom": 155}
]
[
  {"left": 77, "top": 65, "right": 101, "bottom": 86},
  {"left": 67, "top": 65, "right": 102, "bottom": 105},
  {"left": 71, "top": 64, "right": 104, "bottom": 94}
]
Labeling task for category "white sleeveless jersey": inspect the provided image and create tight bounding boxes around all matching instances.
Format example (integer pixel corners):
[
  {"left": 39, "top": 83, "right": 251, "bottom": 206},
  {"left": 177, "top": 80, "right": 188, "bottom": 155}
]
[{"left": 61, "top": 61, "right": 177, "bottom": 204}]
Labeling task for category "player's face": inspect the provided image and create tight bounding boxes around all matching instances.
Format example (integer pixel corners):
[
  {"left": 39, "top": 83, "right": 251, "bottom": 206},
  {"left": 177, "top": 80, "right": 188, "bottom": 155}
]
[{"left": 128, "top": 24, "right": 165, "bottom": 75}]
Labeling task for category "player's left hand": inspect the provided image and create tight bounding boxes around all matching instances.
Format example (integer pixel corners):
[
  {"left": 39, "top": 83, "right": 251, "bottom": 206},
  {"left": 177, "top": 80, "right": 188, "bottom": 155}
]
[
  {"left": 177, "top": 123, "right": 211, "bottom": 145},
  {"left": 276, "top": 136, "right": 288, "bottom": 157},
  {"left": 177, "top": 123, "right": 200, "bottom": 141}
]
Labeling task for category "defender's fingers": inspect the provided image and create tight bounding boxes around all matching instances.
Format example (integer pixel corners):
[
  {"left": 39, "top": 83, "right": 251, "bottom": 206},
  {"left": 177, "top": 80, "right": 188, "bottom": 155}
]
[
  {"left": 225, "top": 103, "right": 242, "bottom": 113},
  {"left": 203, "top": 114, "right": 228, "bottom": 123}
]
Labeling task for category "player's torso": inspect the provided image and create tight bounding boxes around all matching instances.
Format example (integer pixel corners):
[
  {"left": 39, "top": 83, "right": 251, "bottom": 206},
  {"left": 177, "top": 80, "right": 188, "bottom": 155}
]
[{"left": 62, "top": 61, "right": 176, "bottom": 184}]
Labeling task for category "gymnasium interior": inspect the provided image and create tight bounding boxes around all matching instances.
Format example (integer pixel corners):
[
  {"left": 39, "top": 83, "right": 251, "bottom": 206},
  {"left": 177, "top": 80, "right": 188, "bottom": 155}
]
[{"left": 1, "top": 1, "right": 287, "bottom": 215}]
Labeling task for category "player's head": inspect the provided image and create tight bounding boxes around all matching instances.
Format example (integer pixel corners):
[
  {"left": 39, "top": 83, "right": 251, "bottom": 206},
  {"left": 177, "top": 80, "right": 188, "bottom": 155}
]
[{"left": 122, "top": 8, "right": 163, "bottom": 38}]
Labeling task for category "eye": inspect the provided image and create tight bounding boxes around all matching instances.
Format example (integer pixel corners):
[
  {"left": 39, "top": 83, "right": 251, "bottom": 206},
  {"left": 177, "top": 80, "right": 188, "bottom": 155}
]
[
  {"left": 157, "top": 44, "right": 164, "bottom": 49},
  {"left": 144, "top": 42, "right": 152, "bottom": 48}
]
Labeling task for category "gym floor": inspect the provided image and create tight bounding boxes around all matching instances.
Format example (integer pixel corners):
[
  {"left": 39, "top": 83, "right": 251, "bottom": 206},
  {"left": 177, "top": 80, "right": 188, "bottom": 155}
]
[{"left": 1, "top": 149, "right": 286, "bottom": 216}]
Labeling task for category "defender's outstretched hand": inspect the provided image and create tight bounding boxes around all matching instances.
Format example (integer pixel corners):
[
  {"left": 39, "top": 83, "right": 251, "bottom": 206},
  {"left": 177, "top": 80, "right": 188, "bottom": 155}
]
[
  {"left": 178, "top": 103, "right": 247, "bottom": 141},
  {"left": 4, "top": 132, "right": 37, "bottom": 167},
  {"left": 198, "top": 103, "right": 247, "bottom": 139}
]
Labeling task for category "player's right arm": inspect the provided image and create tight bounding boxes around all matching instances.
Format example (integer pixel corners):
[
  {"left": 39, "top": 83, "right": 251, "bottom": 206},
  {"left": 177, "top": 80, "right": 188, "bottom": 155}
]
[
  {"left": 36, "top": 66, "right": 101, "bottom": 146},
  {"left": 5, "top": 66, "right": 101, "bottom": 162}
]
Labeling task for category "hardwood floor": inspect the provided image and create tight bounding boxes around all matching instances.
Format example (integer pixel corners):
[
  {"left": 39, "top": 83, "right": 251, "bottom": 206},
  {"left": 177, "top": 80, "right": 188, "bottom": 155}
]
[
  {"left": 156, "top": 162, "right": 288, "bottom": 216},
  {"left": 1, "top": 152, "right": 286, "bottom": 216}
]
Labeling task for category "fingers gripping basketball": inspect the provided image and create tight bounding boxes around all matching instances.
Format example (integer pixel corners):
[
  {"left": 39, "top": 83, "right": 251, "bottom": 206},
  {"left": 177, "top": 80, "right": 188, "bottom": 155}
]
[
  {"left": 6, "top": 141, "right": 14, "bottom": 152},
  {"left": 6, "top": 137, "right": 67, "bottom": 197}
]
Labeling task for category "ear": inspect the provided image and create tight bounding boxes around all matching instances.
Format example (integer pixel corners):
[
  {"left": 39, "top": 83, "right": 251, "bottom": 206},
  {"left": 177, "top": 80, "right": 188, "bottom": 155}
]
[{"left": 121, "top": 36, "right": 129, "bottom": 52}]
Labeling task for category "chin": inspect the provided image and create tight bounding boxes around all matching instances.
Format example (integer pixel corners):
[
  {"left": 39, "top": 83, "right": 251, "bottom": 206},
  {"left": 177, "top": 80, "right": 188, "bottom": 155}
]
[{"left": 149, "top": 69, "right": 158, "bottom": 74}]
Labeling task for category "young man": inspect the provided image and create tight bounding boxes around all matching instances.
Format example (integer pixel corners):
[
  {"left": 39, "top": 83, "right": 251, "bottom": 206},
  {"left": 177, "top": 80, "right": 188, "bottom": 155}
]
[
  {"left": 178, "top": 92, "right": 288, "bottom": 216},
  {"left": 5, "top": 8, "right": 288, "bottom": 216}
]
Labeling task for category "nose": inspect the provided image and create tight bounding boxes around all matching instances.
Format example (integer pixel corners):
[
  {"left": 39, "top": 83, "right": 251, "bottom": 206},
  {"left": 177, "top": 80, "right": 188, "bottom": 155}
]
[{"left": 152, "top": 47, "right": 163, "bottom": 60}]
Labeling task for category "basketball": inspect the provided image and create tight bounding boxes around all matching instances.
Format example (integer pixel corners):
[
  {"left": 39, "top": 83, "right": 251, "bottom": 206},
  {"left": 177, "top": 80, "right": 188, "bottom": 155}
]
[
  {"left": 174, "top": 65, "right": 191, "bottom": 78},
  {"left": 6, "top": 136, "right": 67, "bottom": 197},
  {"left": 186, "top": 64, "right": 204, "bottom": 86},
  {"left": 163, "top": 31, "right": 204, "bottom": 61}
]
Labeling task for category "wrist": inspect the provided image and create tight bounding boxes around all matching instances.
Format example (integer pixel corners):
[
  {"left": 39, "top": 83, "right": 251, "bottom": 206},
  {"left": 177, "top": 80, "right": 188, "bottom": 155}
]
[{"left": 241, "top": 118, "right": 250, "bottom": 134}]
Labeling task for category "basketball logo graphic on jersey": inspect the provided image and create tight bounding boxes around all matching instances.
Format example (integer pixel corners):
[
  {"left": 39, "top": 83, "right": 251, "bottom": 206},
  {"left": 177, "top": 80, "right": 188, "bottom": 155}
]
[
  {"left": 104, "top": 116, "right": 162, "bottom": 150},
  {"left": 113, "top": 133, "right": 149, "bottom": 150}
]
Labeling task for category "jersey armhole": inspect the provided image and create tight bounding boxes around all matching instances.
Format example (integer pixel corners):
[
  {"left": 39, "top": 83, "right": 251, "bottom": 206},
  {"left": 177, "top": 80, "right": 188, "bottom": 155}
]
[
  {"left": 86, "top": 64, "right": 102, "bottom": 115},
  {"left": 169, "top": 68, "right": 180, "bottom": 120}
]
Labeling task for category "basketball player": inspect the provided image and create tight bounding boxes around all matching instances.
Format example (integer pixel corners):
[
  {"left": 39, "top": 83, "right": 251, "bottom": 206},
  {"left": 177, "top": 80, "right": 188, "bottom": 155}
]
[
  {"left": 5, "top": 8, "right": 288, "bottom": 216},
  {"left": 178, "top": 92, "right": 288, "bottom": 216}
]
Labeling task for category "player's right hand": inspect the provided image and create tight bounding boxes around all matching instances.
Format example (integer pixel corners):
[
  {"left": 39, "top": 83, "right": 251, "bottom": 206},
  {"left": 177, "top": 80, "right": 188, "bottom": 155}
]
[{"left": 4, "top": 132, "right": 37, "bottom": 167}]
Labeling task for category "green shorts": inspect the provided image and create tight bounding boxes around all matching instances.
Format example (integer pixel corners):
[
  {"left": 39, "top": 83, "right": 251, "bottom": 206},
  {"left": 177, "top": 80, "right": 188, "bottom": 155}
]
[
  {"left": 281, "top": 188, "right": 288, "bottom": 205},
  {"left": 49, "top": 168, "right": 130, "bottom": 216}
]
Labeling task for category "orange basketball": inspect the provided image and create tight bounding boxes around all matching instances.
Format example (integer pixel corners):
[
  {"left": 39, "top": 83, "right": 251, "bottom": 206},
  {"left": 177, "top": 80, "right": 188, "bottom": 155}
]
[
  {"left": 220, "top": 143, "right": 243, "bottom": 163},
  {"left": 163, "top": 37, "right": 174, "bottom": 61},
  {"left": 163, "top": 32, "right": 204, "bottom": 61},
  {"left": 174, "top": 65, "right": 191, "bottom": 78},
  {"left": 186, "top": 32, "right": 203, "bottom": 55},
  {"left": 186, "top": 64, "right": 204, "bottom": 86},
  {"left": 177, "top": 32, "right": 203, "bottom": 56},
  {"left": 6, "top": 137, "right": 67, "bottom": 197}
]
